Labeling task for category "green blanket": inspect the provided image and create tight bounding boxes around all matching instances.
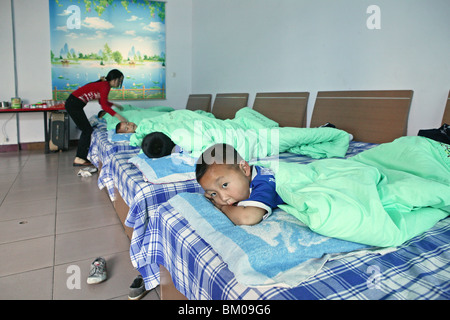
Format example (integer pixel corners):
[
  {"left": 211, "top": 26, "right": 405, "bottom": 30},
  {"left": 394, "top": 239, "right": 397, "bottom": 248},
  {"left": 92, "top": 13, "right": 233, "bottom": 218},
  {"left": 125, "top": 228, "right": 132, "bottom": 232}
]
[
  {"left": 129, "top": 107, "right": 351, "bottom": 160},
  {"left": 102, "top": 105, "right": 175, "bottom": 130},
  {"left": 265, "top": 136, "right": 450, "bottom": 247}
]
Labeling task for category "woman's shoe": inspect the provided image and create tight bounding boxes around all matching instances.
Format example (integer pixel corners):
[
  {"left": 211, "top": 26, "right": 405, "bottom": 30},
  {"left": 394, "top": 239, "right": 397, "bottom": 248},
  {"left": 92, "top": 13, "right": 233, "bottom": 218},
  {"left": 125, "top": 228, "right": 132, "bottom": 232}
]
[{"left": 73, "top": 160, "right": 93, "bottom": 167}]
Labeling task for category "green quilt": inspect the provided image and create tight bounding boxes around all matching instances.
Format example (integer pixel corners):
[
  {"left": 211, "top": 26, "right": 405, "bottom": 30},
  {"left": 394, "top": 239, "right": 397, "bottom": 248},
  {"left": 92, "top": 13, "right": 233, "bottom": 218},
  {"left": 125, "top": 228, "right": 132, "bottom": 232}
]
[
  {"left": 102, "top": 105, "right": 175, "bottom": 130},
  {"left": 265, "top": 136, "right": 450, "bottom": 247},
  {"left": 129, "top": 107, "right": 351, "bottom": 160}
]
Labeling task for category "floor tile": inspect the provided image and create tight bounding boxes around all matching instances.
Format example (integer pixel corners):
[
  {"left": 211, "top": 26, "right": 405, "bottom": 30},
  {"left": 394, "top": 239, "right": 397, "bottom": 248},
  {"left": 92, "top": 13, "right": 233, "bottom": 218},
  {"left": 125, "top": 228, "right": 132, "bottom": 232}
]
[
  {"left": 0, "top": 236, "right": 54, "bottom": 277},
  {"left": 56, "top": 203, "right": 119, "bottom": 234},
  {"left": 0, "top": 267, "right": 54, "bottom": 300},
  {"left": 2, "top": 186, "right": 56, "bottom": 204},
  {"left": 54, "top": 224, "right": 131, "bottom": 265},
  {"left": 0, "top": 197, "right": 56, "bottom": 221},
  {"left": 0, "top": 214, "right": 55, "bottom": 244}
]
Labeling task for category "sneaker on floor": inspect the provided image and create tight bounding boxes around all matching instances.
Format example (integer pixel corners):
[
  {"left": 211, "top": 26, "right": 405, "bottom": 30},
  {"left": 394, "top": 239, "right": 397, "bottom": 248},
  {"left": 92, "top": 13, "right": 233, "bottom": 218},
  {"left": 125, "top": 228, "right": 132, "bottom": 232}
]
[
  {"left": 87, "top": 257, "right": 107, "bottom": 284},
  {"left": 128, "top": 275, "right": 148, "bottom": 300}
]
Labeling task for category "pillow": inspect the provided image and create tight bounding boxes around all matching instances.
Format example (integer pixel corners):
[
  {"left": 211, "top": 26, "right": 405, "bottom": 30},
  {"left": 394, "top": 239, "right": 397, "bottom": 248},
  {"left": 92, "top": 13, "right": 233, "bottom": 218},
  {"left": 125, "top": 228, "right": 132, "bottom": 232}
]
[
  {"left": 107, "top": 129, "right": 133, "bottom": 143},
  {"left": 128, "top": 152, "right": 196, "bottom": 184}
]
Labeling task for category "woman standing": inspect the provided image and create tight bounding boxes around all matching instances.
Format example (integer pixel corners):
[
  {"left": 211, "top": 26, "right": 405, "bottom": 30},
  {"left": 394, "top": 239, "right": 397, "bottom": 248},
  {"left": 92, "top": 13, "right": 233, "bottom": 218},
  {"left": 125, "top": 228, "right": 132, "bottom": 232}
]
[{"left": 65, "top": 69, "right": 127, "bottom": 166}]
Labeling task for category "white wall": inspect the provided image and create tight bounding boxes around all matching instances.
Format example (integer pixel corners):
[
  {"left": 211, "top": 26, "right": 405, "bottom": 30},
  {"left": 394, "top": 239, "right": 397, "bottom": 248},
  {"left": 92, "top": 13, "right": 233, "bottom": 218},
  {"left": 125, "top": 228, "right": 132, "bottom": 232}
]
[
  {"left": 0, "top": 0, "right": 193, "bottom": 145},
  {"left": 1, "top": 0, "right": 449, "bottom": 145},
  {"left": 191, "top": 0, "right": 450, "bottom": 135}
]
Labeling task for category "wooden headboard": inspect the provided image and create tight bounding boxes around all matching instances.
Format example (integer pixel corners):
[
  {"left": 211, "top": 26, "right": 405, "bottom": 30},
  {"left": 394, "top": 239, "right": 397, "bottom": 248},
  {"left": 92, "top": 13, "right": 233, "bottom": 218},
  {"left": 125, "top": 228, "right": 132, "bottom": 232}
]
[
  {"left": 442, "top": 90, "right": 450, "bottom": 125},
  {"left": 310, "top": 90, "right": 413, "bottom": 143},
  {"left": 186, "top": 94, "right": 212, "bottom": 112},
  {"left": 212, "top": 93, "right": 249, "bottom": 119},
  {"left": 252, "top": 92, "right": 309, "bottom": 127}
]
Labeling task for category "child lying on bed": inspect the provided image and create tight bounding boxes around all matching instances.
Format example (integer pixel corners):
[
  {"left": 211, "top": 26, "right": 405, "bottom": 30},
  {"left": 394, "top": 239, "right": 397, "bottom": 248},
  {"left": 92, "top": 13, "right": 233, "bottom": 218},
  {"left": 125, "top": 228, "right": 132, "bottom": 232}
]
[
  {"left": 116, "top": 121, "right": 137, "bottom": 133},
  {"left": 196, "top": 143, "right": 285, "bottom": 226}
]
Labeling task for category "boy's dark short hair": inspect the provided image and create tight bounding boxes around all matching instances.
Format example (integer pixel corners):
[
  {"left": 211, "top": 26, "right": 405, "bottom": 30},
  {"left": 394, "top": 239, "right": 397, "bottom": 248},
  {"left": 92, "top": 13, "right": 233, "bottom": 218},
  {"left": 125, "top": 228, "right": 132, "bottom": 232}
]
[
  {"left": 115, "top": 122, "right": 122, "bottom": 133},
  {"left": 196, "top": 144, "right": 243, "bottom": 182}
]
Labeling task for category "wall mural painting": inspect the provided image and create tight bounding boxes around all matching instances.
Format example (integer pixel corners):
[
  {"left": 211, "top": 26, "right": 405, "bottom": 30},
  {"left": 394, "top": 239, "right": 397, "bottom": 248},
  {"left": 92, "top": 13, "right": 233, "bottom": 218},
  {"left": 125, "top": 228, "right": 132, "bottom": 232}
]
[{"left": 49, "top": 0, "right": 166, "bottom": 100}]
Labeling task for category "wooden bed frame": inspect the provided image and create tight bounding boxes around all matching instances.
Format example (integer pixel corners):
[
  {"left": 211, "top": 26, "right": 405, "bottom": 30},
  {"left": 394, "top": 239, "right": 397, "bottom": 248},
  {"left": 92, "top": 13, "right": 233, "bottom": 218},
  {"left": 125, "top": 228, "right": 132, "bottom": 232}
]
[
  {"left": 211, "top": 93, "right": 249, "bottom": 119},
  {"left": 185, "top": 94, "right": 212, "bottom": 113},
  {"left": 253, "top": 92, "right": 309, "bottom": 127},
  {"left": 310, "top": 90, "right": 413, "bottom": 143},
  {"left": 442, "top": 90, "right": 450, "bottom": 125}
]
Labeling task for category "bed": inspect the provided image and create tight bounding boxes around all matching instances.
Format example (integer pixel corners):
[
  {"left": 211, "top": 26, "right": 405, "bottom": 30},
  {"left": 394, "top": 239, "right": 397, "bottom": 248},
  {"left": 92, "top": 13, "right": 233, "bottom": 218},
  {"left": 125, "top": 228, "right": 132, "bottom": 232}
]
[
  {"left": 132, "top": 90, "right": 450, "bottom": 300},
  {"left": 87, "top": 120, "right": 140, "bottom": 173},
  {"left": 87, "top": 120, "right": 142, "bottom": 238}
]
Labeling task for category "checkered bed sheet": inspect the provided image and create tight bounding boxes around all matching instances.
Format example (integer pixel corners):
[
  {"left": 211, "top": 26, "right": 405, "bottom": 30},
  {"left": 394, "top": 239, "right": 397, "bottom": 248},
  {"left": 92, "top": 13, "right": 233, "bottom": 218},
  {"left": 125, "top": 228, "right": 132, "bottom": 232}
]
[
  {"left": 130, "top": 142, "right": 401, "bottom": 294},
  {"left": 151, "top": 201, "right": 450, "bottom": 300},
  {"left": 88, "top": 127, "right": 140, "bottom": 201},
  {"left": 88, "top": 130, "right": 450, "bottom": 299}
]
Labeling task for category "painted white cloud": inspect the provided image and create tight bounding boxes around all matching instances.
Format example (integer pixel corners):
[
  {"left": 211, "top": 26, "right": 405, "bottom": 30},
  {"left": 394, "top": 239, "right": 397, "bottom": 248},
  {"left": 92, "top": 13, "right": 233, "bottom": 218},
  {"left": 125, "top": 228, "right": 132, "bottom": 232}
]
[
  {"left": 82, "top": 17, "right": 114, "bottom": 30},
  {"left": 126, "top": 15, "right": 141, "bottom": 22},
  {"left": 143, "top": 22, "right": 164, "bottom": 33}
]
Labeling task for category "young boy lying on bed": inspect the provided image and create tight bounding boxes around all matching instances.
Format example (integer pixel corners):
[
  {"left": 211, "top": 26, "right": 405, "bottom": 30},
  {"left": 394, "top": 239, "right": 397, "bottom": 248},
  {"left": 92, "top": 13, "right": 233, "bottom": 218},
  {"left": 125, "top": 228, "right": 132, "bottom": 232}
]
[
  {"left": 196, "top": 143, "right": 284, "bottom": 226},
  {"left": 116, "top": 121, "right": 137, "bottom": 133}
]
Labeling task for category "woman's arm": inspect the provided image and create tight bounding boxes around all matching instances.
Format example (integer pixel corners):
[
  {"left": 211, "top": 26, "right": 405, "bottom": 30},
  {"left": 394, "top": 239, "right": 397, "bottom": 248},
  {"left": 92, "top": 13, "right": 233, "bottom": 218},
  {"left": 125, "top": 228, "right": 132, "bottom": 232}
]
[
  {"left": 114, "top": 113, "right": 127, "bottom": 122},
  {"left": 112, "top": 103, "right": 124, "bottom": 111}
]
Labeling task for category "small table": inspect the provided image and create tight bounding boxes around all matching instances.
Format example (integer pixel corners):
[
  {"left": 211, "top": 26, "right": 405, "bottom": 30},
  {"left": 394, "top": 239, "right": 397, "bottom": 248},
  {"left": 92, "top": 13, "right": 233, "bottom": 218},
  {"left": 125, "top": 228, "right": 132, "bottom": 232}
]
[{"left": 0, "top": 105, "right": 67, "bottom": 153}]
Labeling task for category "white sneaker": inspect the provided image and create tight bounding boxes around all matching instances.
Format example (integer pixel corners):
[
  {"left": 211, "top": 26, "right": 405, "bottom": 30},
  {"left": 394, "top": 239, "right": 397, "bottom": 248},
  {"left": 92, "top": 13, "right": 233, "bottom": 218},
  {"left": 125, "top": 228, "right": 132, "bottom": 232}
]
[{"left": 87, "top": 257, "right": 107, "bottom": 284}]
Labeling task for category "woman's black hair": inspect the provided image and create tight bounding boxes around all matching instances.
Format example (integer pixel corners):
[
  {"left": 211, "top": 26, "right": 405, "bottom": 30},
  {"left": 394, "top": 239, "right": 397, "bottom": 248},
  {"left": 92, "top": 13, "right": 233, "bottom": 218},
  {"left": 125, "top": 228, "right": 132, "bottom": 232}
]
[
  {"left": 105, "top": 69, "right": 124, "bottom": 82},
  {"left": 105, "top": 69, "right": 124, "bottom": 88},
  {"left": 94, "top": 69, "right": 124, "bottom": 88}
]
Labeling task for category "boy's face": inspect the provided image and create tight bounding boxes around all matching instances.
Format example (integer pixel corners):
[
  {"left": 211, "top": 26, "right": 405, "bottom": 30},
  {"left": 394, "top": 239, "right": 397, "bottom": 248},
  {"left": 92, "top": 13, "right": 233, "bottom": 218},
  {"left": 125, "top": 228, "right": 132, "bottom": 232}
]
[
  {"left": 117, "top": 122, "right": 137, "bottom": 133},
  {"left": 199, "top": 161, "right": 252, "bottom": 206}
]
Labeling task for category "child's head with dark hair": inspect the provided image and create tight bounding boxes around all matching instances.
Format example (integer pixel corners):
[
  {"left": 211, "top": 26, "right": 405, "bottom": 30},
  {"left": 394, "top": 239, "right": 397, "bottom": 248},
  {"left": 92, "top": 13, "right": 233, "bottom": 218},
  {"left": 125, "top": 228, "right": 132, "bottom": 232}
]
[
  {"left": 98, "top": 110, "right": 107, "bottom": 118},
  {"left": 115, "top": 121, "right": 137, "bottom": 133},
  {"left": 196, "top": 144, "right": 252, "bottom": 206},
  {"left": 195, "top": 144, "right": 243, "bottom": 182}
]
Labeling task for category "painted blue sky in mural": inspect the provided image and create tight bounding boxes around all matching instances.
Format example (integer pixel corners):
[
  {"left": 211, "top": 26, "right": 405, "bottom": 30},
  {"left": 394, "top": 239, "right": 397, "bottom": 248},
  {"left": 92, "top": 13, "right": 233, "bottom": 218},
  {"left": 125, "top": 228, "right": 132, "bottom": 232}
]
[{"left": 49, "top": 0, "right": 166, "bottom": 99}]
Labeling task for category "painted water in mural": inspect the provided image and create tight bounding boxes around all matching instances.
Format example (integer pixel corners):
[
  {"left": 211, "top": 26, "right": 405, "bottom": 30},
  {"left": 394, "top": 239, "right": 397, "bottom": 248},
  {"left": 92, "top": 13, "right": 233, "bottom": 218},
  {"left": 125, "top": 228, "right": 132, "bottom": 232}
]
[{"left": 49, "top": 0, "right": 166, "bottom": 100}]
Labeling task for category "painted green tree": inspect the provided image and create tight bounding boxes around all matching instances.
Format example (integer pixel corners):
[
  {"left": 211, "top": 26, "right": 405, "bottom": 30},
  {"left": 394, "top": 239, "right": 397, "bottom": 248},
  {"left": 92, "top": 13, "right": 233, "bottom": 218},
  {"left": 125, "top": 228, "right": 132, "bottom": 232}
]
[{"left": 55, "top": 0, "right": 165, "bottom": 21}]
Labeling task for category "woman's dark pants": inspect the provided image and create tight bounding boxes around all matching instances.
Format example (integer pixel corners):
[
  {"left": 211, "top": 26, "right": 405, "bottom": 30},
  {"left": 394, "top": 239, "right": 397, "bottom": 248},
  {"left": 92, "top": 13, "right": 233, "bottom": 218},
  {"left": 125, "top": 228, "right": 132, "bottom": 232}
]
[{"left": 65, "top": 95, "right": 93, "bottom": 161}]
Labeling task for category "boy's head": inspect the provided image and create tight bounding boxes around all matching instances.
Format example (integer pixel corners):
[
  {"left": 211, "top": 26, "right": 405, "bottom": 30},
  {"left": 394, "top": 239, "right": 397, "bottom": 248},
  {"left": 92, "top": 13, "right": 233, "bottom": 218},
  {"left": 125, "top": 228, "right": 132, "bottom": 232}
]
[
  {"left": 97, "top": 110, "right": 107, "bottom": 118},
  {"left": 115, "top": 121, "right": 137, "bottom": 133},
  {"left": 196, "top": 144, "right": 252, "bottom": 206}
]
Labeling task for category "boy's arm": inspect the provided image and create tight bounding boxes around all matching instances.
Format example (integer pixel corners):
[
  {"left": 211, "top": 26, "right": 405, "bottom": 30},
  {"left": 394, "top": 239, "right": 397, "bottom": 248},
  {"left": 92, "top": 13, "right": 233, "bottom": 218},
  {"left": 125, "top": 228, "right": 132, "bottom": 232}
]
[{"left": 217, "top": 204, "right": 266, "bottom": 226}]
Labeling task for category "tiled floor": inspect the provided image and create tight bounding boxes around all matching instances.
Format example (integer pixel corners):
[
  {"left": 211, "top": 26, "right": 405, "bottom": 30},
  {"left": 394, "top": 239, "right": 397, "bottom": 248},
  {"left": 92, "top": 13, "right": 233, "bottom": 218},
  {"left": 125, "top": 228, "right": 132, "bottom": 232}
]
[{"left": 0, "top": 147, "right": 160, "bottom": 300}]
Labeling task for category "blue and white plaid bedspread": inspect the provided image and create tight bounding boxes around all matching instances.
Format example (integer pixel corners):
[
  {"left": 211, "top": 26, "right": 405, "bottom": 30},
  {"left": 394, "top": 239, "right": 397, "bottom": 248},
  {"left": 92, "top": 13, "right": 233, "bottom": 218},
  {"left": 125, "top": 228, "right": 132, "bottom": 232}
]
[
  {"left": 131, "top": 141, "right": 402, "bottom": 295},
  {"left": 89, "top": 130, "right": 450, "bottom": 299},
  {"left": 149, "top": 201, "right": 450, "bottom": 299}
]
